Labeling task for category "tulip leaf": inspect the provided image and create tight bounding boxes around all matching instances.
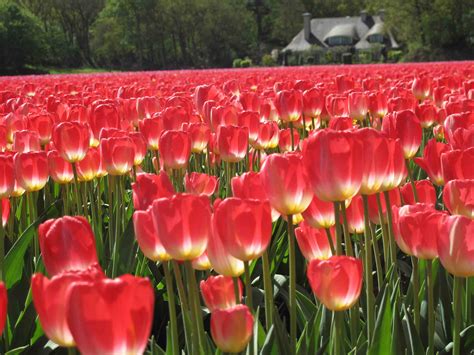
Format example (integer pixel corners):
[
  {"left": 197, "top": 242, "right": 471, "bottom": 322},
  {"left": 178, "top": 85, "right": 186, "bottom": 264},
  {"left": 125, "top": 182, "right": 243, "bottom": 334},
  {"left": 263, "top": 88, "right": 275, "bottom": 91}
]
[
  {"left": 5, "top": 346, "right": 29, "bottom": 355},
  {"left": 368, "top": 285, "right": 392, "bottom": 355},
  {"left": 259, "top": 325, "right": 277, "bottom": 355},
  {"left": 401, "top": 303, "right": 424, "bottom": 354}
]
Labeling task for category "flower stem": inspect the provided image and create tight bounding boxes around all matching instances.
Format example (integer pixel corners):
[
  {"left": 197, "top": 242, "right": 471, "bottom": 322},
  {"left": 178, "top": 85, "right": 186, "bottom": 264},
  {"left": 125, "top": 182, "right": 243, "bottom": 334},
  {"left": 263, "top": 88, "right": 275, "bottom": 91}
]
[
  {"left": 0, "top": 201, "right": 4, "bottom": 281},
  {"left": 244, "top": 260, "right": 253, "bottom": 310},
  {"left": 333, "top": 202, "right": 343, "bottom": 255},
  {"left": 262, "top": 250, "right": 274, "bottom": 330},
  {"left": 339, "top": 201, "right": 354, "bottom": 256},
  {"left": 427, "top": 260, "right": 434, "bottom": 355},
  {"left": 233, "top": 277, "right": 241, "bottom": 304},
  {"left": 185, "top": 261, "right": 205, "bottom": 354},
  {"left": 453, "top": 276, "right": 463, "bottom": 355},
  {"left": 405, "top": 159, "right": 419, "bottom": 202},
  {"left": 287, "top": 214, "right": 296, "bottom": 355},
  {"left": 71, "top": 162, "right": 83, "bottom": 215},
  {"left": 383, "top": 190, "right": 398, "bottom": 278},
  {"left": 163, "top": 261, "right": 179, "bottom": 355},
  {"left": 289, "top": 122, "right": 295, "bottom": 151},
  {"left": 411, "top": 256, "right": 420, "bottom": 332},
  {"left": 325, "top": 228, "right": 336, "bottom": 255}
]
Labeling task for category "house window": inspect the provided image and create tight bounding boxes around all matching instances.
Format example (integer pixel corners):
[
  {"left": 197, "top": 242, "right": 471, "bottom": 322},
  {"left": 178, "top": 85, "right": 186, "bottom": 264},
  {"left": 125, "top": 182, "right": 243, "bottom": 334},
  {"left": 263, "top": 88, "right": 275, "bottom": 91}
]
[
  {"left": 367, "top": 34, "right": 384, "bottom": 43},
  {"left": 327, "top": 36, "right": 353, "bottom": 46}
]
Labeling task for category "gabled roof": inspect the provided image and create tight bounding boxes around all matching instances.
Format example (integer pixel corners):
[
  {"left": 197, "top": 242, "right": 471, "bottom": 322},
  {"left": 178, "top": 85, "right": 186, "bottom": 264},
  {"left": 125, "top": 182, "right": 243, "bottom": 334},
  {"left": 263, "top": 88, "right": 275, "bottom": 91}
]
[{"left": 283, "top": 15, "right": 399, "bottom": 52}]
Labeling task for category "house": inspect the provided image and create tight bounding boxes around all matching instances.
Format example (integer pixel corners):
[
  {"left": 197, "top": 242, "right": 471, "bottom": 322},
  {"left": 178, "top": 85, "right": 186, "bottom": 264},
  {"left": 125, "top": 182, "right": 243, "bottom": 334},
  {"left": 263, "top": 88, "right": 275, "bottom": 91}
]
[{"left": 282, "top": 10, "right": 399, "bottom": 62}]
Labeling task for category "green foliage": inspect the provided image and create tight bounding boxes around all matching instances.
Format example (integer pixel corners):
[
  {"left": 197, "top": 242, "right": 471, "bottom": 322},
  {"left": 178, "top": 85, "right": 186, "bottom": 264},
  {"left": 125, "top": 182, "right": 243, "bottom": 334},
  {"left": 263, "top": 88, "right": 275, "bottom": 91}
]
[
  {"left": 261, "top": 54, "right": 277, "bottom": 66},
  {"left": 232, "top": 58, "right": 243, "bottom": 68}
]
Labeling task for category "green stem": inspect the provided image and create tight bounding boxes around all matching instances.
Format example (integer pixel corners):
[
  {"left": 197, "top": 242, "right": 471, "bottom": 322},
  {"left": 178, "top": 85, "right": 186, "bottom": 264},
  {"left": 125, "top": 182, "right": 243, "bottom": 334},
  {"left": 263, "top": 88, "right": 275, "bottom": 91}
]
[
  {"left": 262, "top": 251, "right": 274, "bottom": 330},
  {"left": 185, "top": 261, "right": 205, "bottom": 354},
  {"left": 233, "top": 277, "right": 241, "bottom": 304},
  {"left": 325, "top": 228, "right": 336, "bottom": 255},
  {"left": 107, "top": 175, "right": 114, "bottom": 262},
  {"left": 411, "top": 256, "right": 420, "bottom": 332},
  {"left": 427, "top": 260, "right": 434, "bottom": 355},
  {"left": 163, "top": 262, "right": 179, "bottom": 355},
  {"left": 383, "top": 190, "right": 398, "bottom": 278},
  {"left": 62, "top": 184, "right": 69, "bottom": 215},
  {"left": 287, "top": 214, "right": 296, "bottom": 355},
  {"left": 371, "top": 223, "right": 384, "bottom": 290},
  {"left": 405, "top": 159, "right": 419, "bottom": 202},
  {"left": 339, "top": 201, "right": 354, "bottom": 256},
  {"left": 333, "top": 202, "right": 343, "bottom": 255},
  {"left": 361, "top": 195, "right": 375, "bottom": 345},
  {"left": 111, "top": 176, "right": 121, "bottom": 277},
  {"left": 333, "top": 311, "right": 344, "bottom": 355},
  {"left": 453, "top": 276, "right": 463, "bottom": 355},
  {"left": 375, "top": 193, "right": 390, "bottom": 268},
  {"left": 71, "top": 162, "right": 83, "bottom": 215},
  {"left": 244, "top": 261, "right": 253, "bottom": 310},
  {"left": 0, "top": 201, "right": 4, "bottom": 281},
  {"left": 289, "top": 121, "right": 295, "bottom": 151},
  {"left": 28, "top": 192, "right": 38, "bottom": 261},
  {"left": 172, "top": 261, "right": 194, "bottom": 354}
]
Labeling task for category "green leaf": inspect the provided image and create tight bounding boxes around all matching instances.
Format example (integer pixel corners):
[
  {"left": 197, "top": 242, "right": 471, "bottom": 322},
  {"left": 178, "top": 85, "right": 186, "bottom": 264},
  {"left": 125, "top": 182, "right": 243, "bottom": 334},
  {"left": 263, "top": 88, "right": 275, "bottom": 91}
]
[
  {"left": 401, "top": 303, "right": 424, "bottom": 354},
  {"left": 5, "top": 346, "right": 29, "bottom": 355},
  {"left": 368, "top": 285, "right": 392, "bottom": 355}
]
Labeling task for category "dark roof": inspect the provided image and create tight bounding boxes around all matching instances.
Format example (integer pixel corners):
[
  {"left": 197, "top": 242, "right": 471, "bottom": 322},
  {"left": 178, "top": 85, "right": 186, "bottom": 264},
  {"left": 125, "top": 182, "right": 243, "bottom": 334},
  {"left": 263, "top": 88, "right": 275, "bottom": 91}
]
[{"left": 283, "top": 15, "right": 399, "bottom": 52}]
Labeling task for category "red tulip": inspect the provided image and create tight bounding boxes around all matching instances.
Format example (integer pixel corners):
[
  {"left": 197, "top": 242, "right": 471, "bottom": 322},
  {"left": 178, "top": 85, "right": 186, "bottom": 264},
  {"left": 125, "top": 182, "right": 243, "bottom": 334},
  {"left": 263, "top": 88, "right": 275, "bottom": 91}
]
[
  {"left": 207, "top": 211, "right": 244, "bottom": 277},
  {"left": 412, "top": 76, "right": 432, "bottom": 101},
  {"left": 67, "top": 275, "right": 154, "bottom": 355},
  {"left": 47, "top": 150, "right": 74, "bottom": 184},
  {"left": 152, "top": 194, "right": 211, "bottom": 260},
  {"left": 275, "top": 90, "right": 303, "bottom": 122},
  {"left": 27, "top": 112, "right": 53, "bottom": 145},
  {"left": 368, "top": 91, "right": 388, "bottom": 118},
  {"left": 12, "top": 130, "right": 40, "bottom": 153},
  {"left": 261, "top": 152, "right": 313, "bottom": 215},
  {"left": 139, "top": 117, "right": 164, "bottom": 151},
  {"left": 381, "top": 139, "right": 407, "bottom": 191},
  {"left": 441, "top": 148, "right": 474, "bottom": 182},
  {"left": 129, "top": 132, "right": 147, "bottom": 166},
  {"left": 302, "top": 195, "right": 335, "bottom": 229},
  {"left": 356, "top": 128, "right": 390, "bottom": 195},
  {"left": 415, "top": 103, "right": 437, "bottom": 128},
  {"left": 136, "top": 96, "right": 160, "bottom": 119},
  {"left": 0, "top": 154, "right": 14, "bottom": 198},
  {"left": 394, "top": 203, "right": 445, "bottom": 259},
  {"left": 90, "top": 104, "right": 120, "bottom": 142},
  {"left": 215, "top": 198, "right": 272, "bottom": 261},
  {"left": 132, "top": 172, "right": 174, "bottom": 211},
  {"left": 328, "top": 116, "right": 354, "bottom": 131},
  {"left": 295, "top": 221, "right": 334, "bottom": 261},
  {"left": 100, "top": 136, "right": 135, "bottom": 175},
  {"left": 14, "top": 151, "right": 49, "bottom": 192},
  {"left": 307, "top": 256, "right": 363, "bottom": 311},
  {"left": 348, "top": 92, "right": 368, "bottom": 121},
  {"left": 31, "top": 266, "right": 104, "bottom": 347},
  {"left": 38, "top": 216, "right": 99, "bottom": 276},
  {"left": 185, "top": 172, "right": 218, "bottom": 196},
  {"left": 192, "top": 251, "right": 211, "bottom": 270},
  {"left": 200, "top": 275, "right": 242, "bottom": 311},
  {"left": 53, "top": 122, "right": 90, "bottom": 163},
  {"left": 437, "top": 215, "right": 474, "bottom": 277},
  {"left": 335, "top": 74, "right": 354, "bottom": 93},
  {"left": 238, "top": 111, "right": 260, "bottom": 144},
  {"left": 303, "top": 129, "right": 363, "bottom": 202},
  {"left": 211, "top": 305, "right": 253, "bottom": 353},
  {"left": 367, "top": 189, "right": 401, "bottom": 225},
  {"left": 217, "top": 125, "right": 248, "bottom": 163},
  {"left": 382, "top": 110, "right": 422, "bottom": 159},
  {"left": 75, "top": 147, "right": 102, "bottom": 182},
  {"left": 278, "top": 128, "right": 300, "bottom": 153},
  {"left": 239, "top": 91, "right": 260, "bottom": 112},
  {"left": 401, "top": 180, "right": 437, "bottom": 205},
  {"left": 302, "top": 88, "right": 324, "bottom": 118},
  {"left": 346, "top": 195, "right": 365, "bottom": 234},
  {"left": 413, "top": 138, "right": 450, "bottom": 186},
  {"left": 184, "top": 122, "right": 210, "bottom": 153},
  {"left": 0, "top": 282, "right": 6, "bottom": 336},
  {"left": 326, "top": 94, "right": 349, "bottom": 118},
  {"left": 159, "top": 130, "right": 191, "bottom": 170},
  {"left": 443, "top": 179, "right": 474, "bottom": 218},
  {"left": 254, "top": 121, "right": 279, "bottom": 150},
  {"left": 133, "top": 209, "right": 171, "bottom": 262},
  {"left": 161, "top": 106, "right": 190, "bottom": 131}
]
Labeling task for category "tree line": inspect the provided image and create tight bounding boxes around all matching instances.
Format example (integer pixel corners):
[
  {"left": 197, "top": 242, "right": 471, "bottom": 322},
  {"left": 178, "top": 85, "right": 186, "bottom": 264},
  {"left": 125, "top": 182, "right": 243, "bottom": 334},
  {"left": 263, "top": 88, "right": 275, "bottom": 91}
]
[{"left": 0, "top": 0, "right": 472, "bottom": 74}]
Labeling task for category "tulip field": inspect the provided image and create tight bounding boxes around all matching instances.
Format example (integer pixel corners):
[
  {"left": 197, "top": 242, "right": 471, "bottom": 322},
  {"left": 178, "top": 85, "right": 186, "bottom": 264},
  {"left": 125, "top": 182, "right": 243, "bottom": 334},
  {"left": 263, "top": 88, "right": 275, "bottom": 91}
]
[{"left": 0, "top": 62, "right": 473, "bottom": 355}]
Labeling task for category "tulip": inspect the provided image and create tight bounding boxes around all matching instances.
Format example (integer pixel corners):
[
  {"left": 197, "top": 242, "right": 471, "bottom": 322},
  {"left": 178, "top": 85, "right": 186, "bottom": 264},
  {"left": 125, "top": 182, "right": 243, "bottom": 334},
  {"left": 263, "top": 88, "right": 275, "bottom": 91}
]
[
  {"left": 133, "top": 209, "right": 171, "bottom": 262},
  {"left": 52, "top": 122, "right": 90, "bottom": 163},
  {"left": 301, "top": 195, "right": 335, "bottom": 228},
  {"left": 152, "top": 194, "right": 211, "bottom": 260},
  {"left": 278, "top": 128, "right": 300, "bottom": 153},
  {"left": 0, "top": 154, "right": 14, "bottom": 198},
  {"left": 348, "top": 92, "right": 368, "bottom": 121},
  {"left": 129, "top": 132, "right": 147, "bottom": 166},
  {"left": 302, "top": 88, "right": 324, "bottom": 118},
  {"left": 275, "top": 90, "right": 303, "bottom": 122},
  {"left": 90, "top": 104, "right": 120, "bottom": 142},
  {"left": 401, "top": 180, "right": 437, "bottom": 205},
  {"left": 159, "top": 130, "right": 191, "bottom": 170},
  {"left": 75, "top": 147, "right": 102, "bottom": 182},
  {"left": 254, "top": 121, "right": 279, "bottom": 150},
  {"left": 261, "top": 152, "right": 313, "bottom": 215},
  {"left": 139, "top": 117, "right": 164, "bottom": 151},
  {"left": 415, "top": 103, "right": 437, "bottom": 128},
  {"left": 67, "top": 274, "right": 154, "bottom": 355},
  {"left": 295, "top": 221, "right": 334, "bottom": 260},
  {"left": 368, "top": 91, "right": 388, "bottom": 118},
  {"left": 100, "top": 136, "right": 135, "bottom": 175},
  {"left": 184, "top": 122, "right": 210, "bottom": 153},
  {"left": 207, "top": 212, "right": 244, "bottom": 277},
  {"left": 12, "top": 130, "right": 41, "bottom": 153},
  {"left": 132, "top": 172, "right": 174, "bottom": 211},
  {"left": 413, "top": 138, "right": 450, "bottom": 186},
  {"left": 326, "top": 94, "right": 348, "bottom": 118},
  {"left": 382, "top": 110, "right": 422, "bottom": 159},
  {"left": 200, "top": 275, "right": 242, "bottom": 311},
  {"left": 437, "top": 215, "right": 474, "bottom": 277},
  {"left": 136, "top": 96, "right": 160, "bottom": 119},
  {"left": 239, "top": 91, "right": 260, "bottom": 112},
  {"left": 214, "top": 198, "right": 272, "bottom": 261},
  {"left": 211, "top": 305, "right": 253, "bottom": 353},
  {"left": 367, "top": 189, "right": 401, "bottom": 225},
  {"left": 441, "top": 148, "right": 474, "bottom": 182},
  {"left": 161, "top": 106, "right": 190, "bottom": 131},
  {"left": 47, "top": 150, "right": 74, "bottom": 184},
  {"left": 192, "top": 251, "right": 211, "bottom": 270},
  {"left": 38, "top": 216, "right": 99, "bottom": 276},
  {"left": 443, "top": 179, "right": 474, "bottom": 218},
  {"left": 185, "top": 172, "right": 218, "bottom": 196},
  {"left": 303, "top": 129, "right": 363, "bottom": 202},
  {"left": 412, "top": 76, "right": 432, "bottom": 101},
  {"left": 31, "top": 265, "right": 104, "bottom": 347},
  {"left": 0, "top": 282, "right": 6, "bottom": 336},
  {"left": 217, "top": 125, "right": 248, "bottom": 163},
  {"left": 381, "top": 139, "right": 407, "bottom": 191},
  {"left": 394, "top": 203, "right": 445, "bottom": 259},
  {"left": 345, "top": 195, "right": 365, "bottom": 234},
  {"left": 211, "top": 106, "right": 238, "bottom": 131},
  {"left": 14, "top": 151, "right": 49, "bottom": 192},
  {"left": 307, "top": 256, "right": 363, "bottom": 311},
  {"left": 238, "top": 111, "right": 260, "bottom": 144}
]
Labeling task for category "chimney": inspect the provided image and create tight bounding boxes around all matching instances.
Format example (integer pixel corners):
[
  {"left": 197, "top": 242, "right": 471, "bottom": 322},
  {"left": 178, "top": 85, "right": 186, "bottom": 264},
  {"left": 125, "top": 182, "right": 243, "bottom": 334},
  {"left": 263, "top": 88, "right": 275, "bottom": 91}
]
[
  {"left": 378, "top": 9, "right": 385, "bottom": 21},
  {"left": 303, "top": 13, "right": 312, "bottom": 42}
]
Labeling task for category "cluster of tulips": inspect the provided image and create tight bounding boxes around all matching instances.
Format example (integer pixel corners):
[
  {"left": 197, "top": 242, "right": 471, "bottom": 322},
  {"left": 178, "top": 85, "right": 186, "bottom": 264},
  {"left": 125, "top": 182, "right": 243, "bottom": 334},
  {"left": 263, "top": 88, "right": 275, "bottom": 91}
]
[{"left": 0, "top": 62, "right": 472, "bottom": 354}]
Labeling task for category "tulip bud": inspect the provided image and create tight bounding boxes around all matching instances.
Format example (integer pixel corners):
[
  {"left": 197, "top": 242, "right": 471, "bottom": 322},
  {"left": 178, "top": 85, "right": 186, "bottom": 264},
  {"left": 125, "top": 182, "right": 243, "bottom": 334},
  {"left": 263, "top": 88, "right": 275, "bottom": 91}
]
[
  {"left": 211, "top": 304, "right": 253, "bottom": 353},
  {"left": 295, "top": 221, "right": 334, "bottom": 261},
  {"left": 159, "top": 130, "right": 191, "bottom": 170},
  {"left": 185, "top": 172, "right": 218, "bottom": 196},
  {"left": 12, "top": 130, "right": 41, "bottom": 153},
  {"left": 100, "top": 136, "right": 135, "bottom": 175},
  {"left": 443, "top": 179, "right": 474, "bottom": 218},
  {"left": 401, "top": 180, "right": 437, "bottom": 205},
  {"left": 52, "top": 122, "right": 90, "bottom": 163},
  {"left": 133, "top": 209, "right": 172, "bottom": 262},
  {"left": 382, "top": 110, "right": 422, "bottom": 159},
  {"left": 413, "top": 138, "right": 450, "bottom": 186},
  {"left": 302, "top": 195, "right": 335, "bottom": 229},
  {"left": 132, "top": 172, "right": 174, "bottom": 211},
  {"left": 14, "top": 151, "right": 49, "bottom": 192},
  {"left": 275, "top": 90, "right": 303, "bottom": 122},
  {"left": 0, "top": 154, "right": 14, "bottom": 198},
  {"left": 217, "top": 125, "right": 248, "bottom": 163},
  {"left": 47, "top": 150, "right": 74, "bottom": 184},
  {"left": 200, "top": 275, "right": 242, "bottom": 311}
]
